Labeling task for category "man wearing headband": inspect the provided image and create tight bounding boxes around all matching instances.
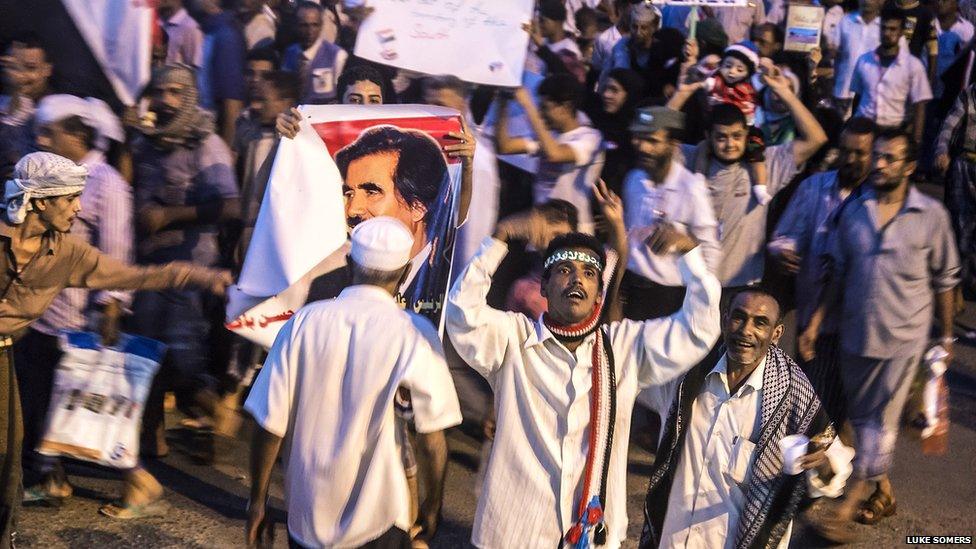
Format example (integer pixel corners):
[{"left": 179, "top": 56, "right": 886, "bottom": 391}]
[
  {"left": 0, "top": 151, "right": 232, "bottom": 542},
  {"left": 127, "top": 63, "right": 241, "bottom": 461},
  {"left": 16, "top": 94, "right": 135, "bottom": 507},
  {"left": 446, "top": 182, "right": 721, "bottom": 547},
  {"left": 245, "top": 217, "right": 461, "bottom": 549}
]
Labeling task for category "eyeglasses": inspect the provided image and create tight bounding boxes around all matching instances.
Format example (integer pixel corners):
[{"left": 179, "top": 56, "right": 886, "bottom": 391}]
[{"left": 874, "top": 153, "right": 907, "bottom": 164}]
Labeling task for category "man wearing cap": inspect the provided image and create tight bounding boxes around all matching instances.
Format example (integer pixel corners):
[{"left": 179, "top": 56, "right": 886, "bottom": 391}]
[
  {"left": 244, "top": 216, "right": 462, "bottom": 549},
  {"left": 622, "top": 106, "right": 720, "bottom": 321},
  {"left": 16, "top": 94, "right": 137, "bottom": 506},
  {"left": 446, "top": 183, "right": 721, "bottom": 547},
  {"left": 0, "top": 151, "right": 231, "bottom": 545}
]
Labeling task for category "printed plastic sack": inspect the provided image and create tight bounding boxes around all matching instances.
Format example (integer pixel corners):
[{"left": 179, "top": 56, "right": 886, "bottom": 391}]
[{"left": 37, "top": 331, "right": 166, "bottom": 469}]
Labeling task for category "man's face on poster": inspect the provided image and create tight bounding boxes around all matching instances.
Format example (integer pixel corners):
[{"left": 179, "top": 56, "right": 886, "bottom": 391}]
[{"left": 342, "top": 151, "right": 427, "bottom": 249}]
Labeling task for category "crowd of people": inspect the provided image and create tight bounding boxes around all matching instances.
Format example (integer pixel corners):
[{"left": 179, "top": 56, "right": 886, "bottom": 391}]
[{"left": 0, "top": 0, "right": 970, "bottom": 547}]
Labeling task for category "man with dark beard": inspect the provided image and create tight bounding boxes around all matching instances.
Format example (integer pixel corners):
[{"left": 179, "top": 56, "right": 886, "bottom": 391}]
[
  {"left": 768, "top": 117, "right": 876, "bottom": 427},
  {"left": 800, "top": 128, "right": 959, "bottom": 539},
  {"left": 622, "top": 106, "right": 721, "bottom": 321}
]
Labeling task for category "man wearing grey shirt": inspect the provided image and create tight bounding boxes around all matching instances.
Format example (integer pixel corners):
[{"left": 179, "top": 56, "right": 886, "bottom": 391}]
[
  {"left": 667, "top": 66, "right": 828, "bottom": 291},
  {"left": 768, "top": 117, "right": 876, "bottom": 426},
  {"left": 800, "top": 128, "right": 959, "bottom": 540}
]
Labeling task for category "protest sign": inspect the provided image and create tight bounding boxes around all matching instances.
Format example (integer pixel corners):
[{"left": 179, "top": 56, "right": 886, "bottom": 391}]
[
  {"left": 354, "top": 0, "right": 534, "bottom": 86},
  {"left": 785, "top": 4, "right": 825, "bottom": 52},
  {"left": 229, "top": 105, "right": 465, "bottom": 347}
]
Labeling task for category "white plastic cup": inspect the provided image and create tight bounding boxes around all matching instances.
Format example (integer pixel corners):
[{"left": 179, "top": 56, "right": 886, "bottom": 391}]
[{"left": 778, "top": 434, "right": 810, "bottom": 475}]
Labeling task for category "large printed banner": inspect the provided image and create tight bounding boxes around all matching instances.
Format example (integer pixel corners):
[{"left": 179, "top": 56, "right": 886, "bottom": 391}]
[
  {"left": 649, "top": 0, "right": 748, "bottom": 6},
  {"left": 61, "top": 0, "right": 153, "bottom": 105},
  {"left": 229, "top": 105, "right": 464, "bottom": 348},
  {"left": 354, "top": 0, "right": 534, "bottom": 87}
]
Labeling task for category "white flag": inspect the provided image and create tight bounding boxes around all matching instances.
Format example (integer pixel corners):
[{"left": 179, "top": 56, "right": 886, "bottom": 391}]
[{"left": 61, "top": 0, "right": 153, "bottom": 105}]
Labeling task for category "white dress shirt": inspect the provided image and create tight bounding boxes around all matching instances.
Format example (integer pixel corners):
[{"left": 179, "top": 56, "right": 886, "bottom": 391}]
[
  {"left": 834, "top": 12, "right": 882, "bottom": 99},
  {"left": 622, "top": 162, "right": 721, "bottom": 286},
  {"left": 245, "top": 285, "right": 463, "bottom": 548},
  {"left": 446, "top": 238, "right": 722, "bottom": 548},
  {"left": 654, "top": 356, "right": 791, "bottom": 549},
  {"left": 851, "top": 45, "right": 933, "bottom": 127},
  {"left": 648, "top": 355, "right": 853, "bottom": 549}
]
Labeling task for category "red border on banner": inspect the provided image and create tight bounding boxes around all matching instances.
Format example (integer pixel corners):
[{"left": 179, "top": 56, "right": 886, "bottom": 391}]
[{"left": 311, "top": 116, "right": 464, "bottom": 164}]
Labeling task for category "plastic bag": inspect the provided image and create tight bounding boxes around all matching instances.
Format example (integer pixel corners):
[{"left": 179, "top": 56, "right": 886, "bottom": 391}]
[
  {"left": 920, "top": 345, "right": 950, "bottom": 456},
  {"left": 37, "top": 331, "right": 165, "bottom": 469}
]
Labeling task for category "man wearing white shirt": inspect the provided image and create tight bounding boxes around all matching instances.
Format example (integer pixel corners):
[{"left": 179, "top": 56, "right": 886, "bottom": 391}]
[
  {"left": 622, "top": 107, "right": 720, "bottom": 320},
  {"left": 592, "top": 0, "right": 631, "bottom": 74},
  {"left": 639, "top": 288, "right": 849, "bottom": 549},
  {"left": 496, "top": 76, "right": 605, "bottom": 234},
  {"left": 446, "top": 188, "right": 722, "bottom": 548},
  {"left": 245, "top": 217, "right": 462, "bottom": 549},
  {"left": 851, "top": 8, "right": 933, "bottom": 142},
  {"left": 834, "top": 0, "right": 883, "bottom": 113}
]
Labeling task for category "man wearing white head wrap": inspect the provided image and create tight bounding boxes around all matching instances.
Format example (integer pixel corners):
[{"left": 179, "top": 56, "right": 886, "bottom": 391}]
[
  {"left": 35, "top": 95, "right": 124, "bottom": 152},
  {"left": 0, "top": 151, "right": 232, "bottom": 541},
  {"left": 17, "top": 99, "right": 138, "bottom": 514}
]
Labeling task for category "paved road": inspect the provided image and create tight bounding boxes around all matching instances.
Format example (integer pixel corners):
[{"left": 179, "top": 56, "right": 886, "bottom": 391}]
[{"left": 18, "top": 308, "right": 976, "bottom": 549}]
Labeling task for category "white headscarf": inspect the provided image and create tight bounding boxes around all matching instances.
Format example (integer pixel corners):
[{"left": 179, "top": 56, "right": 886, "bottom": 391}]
[
  {"left": 3, "top": 152, "right": 88, "bottom": 224},
  {"left": 35, "top": 95, "right": 124, "bottom": 151}
]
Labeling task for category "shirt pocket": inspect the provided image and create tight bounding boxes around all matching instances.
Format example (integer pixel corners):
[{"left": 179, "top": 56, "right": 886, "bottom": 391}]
[{"left": 724, "top": 436, "right": 757, "bottom": 507}]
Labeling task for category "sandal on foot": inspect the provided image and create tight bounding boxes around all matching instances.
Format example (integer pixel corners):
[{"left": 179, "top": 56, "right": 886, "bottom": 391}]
[
  {"left": 99, "top": 498, "right": 164, "bottom": 520},
  {"left": 856, "top": 489, "right": 896, "bottom": 525},
  {"left": 23, "top": 485, "right": 72, "bottom": 506}
]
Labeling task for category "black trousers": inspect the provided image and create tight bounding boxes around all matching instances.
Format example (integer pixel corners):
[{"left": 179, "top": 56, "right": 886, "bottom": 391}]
[
  {"left": 620, "top": 271, "right": 687, "bottom": 321},
  {"left": 12, "top": 329, "right": 62, "bottom": 472},
  {"left": 0, "top": 344, "right": 22, "bottom": 549},
  {"left": 289, "top": 526, "right": 410, "bottom": 549}
]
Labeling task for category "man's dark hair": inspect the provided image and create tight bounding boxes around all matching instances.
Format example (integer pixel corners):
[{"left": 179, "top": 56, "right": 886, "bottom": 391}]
[
  {"left": 296, "top": 0, "right": 324, "bottom": 14},
  {"left": 538, "top": 73, "right": 584, "bottom": 110},
  {"left": 59, "top": 115, "right": 97, "bottom": 151},
  {"left": 875, "top": 126, "right": 917, "bottom": 162},
  {"left": 541, "top": 232, "right": 607, "bottom": 281},
  {"left": 880, "top": 6, "right": 907, "bottom": 26},
  {"left": 708, "top": 103, "right": 748, "bottom": 130},
  {"left": 537, "top": 199, "right": 579, "bottom": 232},
  {"left": 264, "top": 70, "right": 301, "bottom": 102},
  {"left": 337, "top": 64, "right": 391, "bottom": 103},
  {"left": 246, "top": 46, "right": 280, "bottom": 68},
  {"left": 422, "top": 74, "right": 468, "bottom": 97},
  {"left": 539, "top": 0, "right": 568, "bottom": 22},
  {"left": 842, "top": 116, "right": 876, "bottom": 137},
  {"left": 335, "top": 125, "right": 446, "bottom": 220},
  {"left": 575, "top": 6, "right": 599, "bottom": 32},
  {"left": 751, "top": 23, "right": 784, "bottom": 45},
  {"left": 10, "top": 33, "right": 46, "bottom": 52},
  {"left": 726, "top": 286, "right": 784, "bottom": 322}
]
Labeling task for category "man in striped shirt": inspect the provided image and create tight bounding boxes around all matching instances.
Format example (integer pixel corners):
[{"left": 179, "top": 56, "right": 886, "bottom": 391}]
[{"left": 11, "top": 95, "right": 168, "bottom": 516}]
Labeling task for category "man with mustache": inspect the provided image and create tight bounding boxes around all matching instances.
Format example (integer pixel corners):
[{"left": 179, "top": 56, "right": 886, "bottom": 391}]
[
  {"left": 800, "top": 128, "right": 959, "bottom": 539},
  {"left": 768, "top": 117, "right": 876, "bottom": 427},
  {"left": 446, "top": 182, "right": 722, "bottom": 547},
  {"left": 639, "top": 288, "right": 847, "bottom": 549}
]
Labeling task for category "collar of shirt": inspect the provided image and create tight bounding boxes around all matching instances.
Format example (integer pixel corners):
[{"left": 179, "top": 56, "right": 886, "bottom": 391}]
[
  {"left": 523, "top": 314, "right": 602, "bottom": 351},
  {"left": 81, "top": 150, "right": 105, "bottom": 167},
  {"left": 0, "top": 220, "right": 58, "bottom": 256},
  {"left": 337, "top": 284, "right": 398, "bottom": 305},
  {"left": 854, "top": 11, "right": 880, "bottom": 26},
  {"left": 871, "top": 43, "right": 911, "bottom": 68},
  {"left": 934, "top": 16, "right": 969, "bottom": 35},
  {"left": 864, "top": 185, "right": 929, "bottom": 214},
  {"left": 303, "top": 37, "right": 324, "bottom": 60},
  {"left": 707, "top": 354, "right": 766, "bottom": 399},
  {"left": 165, "top": 7, "right": 192, "bottom": 27}
]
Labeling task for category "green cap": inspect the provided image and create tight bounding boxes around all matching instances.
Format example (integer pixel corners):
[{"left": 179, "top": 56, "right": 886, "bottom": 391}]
[{"left": 629, "top": 106, "right": 686, "bottom": 134}]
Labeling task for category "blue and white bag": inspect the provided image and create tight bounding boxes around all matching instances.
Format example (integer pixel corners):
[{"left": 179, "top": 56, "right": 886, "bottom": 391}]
[{"left": 37, "top": 332, "right": 166, "bottom": 469}]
